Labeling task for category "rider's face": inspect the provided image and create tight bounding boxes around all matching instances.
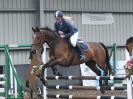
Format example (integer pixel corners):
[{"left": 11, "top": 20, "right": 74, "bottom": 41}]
[{"left": 56, "top": 17, "right": 62, "bottom": 23}]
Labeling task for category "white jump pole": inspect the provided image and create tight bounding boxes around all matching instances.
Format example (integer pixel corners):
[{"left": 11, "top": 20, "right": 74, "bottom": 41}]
[
  {"left": 10, "top": 64, "right": 13, "bottom": 95},
  {"left": 9, "top": 55, "right": 18, "bottom": 97},
  {"left": 14, "top": 71, "right": 17, "bottom": 98},
  {"left": 9, "top": 55, "right": 14, "bottom": 96},
  {"left": 127, "top": 77, "right": 133, "bottom": 99},
  {"left": 42, "top": 44, "right": 47, "bottom": 99}
]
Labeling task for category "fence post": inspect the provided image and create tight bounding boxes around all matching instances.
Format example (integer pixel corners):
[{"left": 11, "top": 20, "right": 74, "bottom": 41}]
[
  {"left": 127, "top": 77, "right": 133, "bottom": 99},
  {"left": 5, "top": 45, "right": 10, "bottom": 98},
  {"left": 43, "top": 44, "right": 47, "bottom": 99},
  {"left": 112, "top": 44, "right": 116, "bottom": 75}
]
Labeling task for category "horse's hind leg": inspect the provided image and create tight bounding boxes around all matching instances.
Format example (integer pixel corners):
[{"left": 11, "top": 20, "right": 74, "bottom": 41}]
[
  {"left": 96, "top": 64, "right": 109, "bottom": 93},
  {"left": 85, "top": 61, "right": 101, "bottom": 75},
  {"left": 85, "top": 61, "right": 105, "bottom": 94},
  {"left": 101, "top": 68, "right": 108, "bottom": 86},
  {"left": 96, "top": 63, "right": 109, "bottom": 86}
]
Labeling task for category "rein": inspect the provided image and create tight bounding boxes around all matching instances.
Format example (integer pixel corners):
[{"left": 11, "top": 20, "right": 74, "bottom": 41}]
[
  {"left": 48, "top": 32, "right": 61, "bottom": 47},
  {"left": 31, "top": 43, "right": 43, "bottom": 51},
  {"left": 49, "top": 36, "right": 60, "bottom": 47},
  {"left": 54, "top": 32, "right": 60, "bottom": 37},
  {"left": 32, "top": 29, "right": 62, "bottom": 51}
]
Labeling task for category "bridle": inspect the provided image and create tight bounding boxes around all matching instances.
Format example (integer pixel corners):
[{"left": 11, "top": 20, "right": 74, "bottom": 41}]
[{"left": 31, "top": 30, "right": 60, "bottom": 51}]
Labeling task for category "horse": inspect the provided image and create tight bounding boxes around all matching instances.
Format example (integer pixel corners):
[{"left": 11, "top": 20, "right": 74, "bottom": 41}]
[
  {"left": 126, "top": 37, "right": 133, "bottom": 60},
  {"left": 30, "top": 27, "right": 112, "bottom": 94},
  {"left": 27, "top": 49, "right": 44, "bottom": 99}
]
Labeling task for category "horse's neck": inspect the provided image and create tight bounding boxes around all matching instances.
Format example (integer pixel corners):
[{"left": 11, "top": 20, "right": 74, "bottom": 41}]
[
  {"left": 43, "top": 30, "right": 72, "bottom": 52},
  {"left": 45, "top": 32, "right": 60, "bottom": 47}
]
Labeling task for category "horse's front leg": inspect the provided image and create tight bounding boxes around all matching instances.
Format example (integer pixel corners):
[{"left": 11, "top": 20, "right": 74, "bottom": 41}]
[
  {"left": 33, "top": 58, "right": 64, "bottom": 76},
  {"left": 42, "top": 56, "right": 62, "bottom": 76},
  {"left": 38, "top": 58, "right": 64, "bottom": 85},
  {"left": 51, "top": 66, "right": 62, "bottom": 76},
  {"left": 43, "top": 58, "right": 64, "bottom": 70}
]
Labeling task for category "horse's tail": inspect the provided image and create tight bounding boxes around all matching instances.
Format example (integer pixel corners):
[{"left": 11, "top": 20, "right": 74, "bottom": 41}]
[{"left": 99, "top": 42, "right": 112, "bottom": 75}]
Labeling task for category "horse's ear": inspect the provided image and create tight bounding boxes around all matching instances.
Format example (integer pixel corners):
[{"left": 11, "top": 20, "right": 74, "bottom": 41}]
[
  {"left": 32, "top": 27, "right": 35, "bottom": 32},
  {"left": 36, "top": 27, "right": 40, "bottom": 32}
]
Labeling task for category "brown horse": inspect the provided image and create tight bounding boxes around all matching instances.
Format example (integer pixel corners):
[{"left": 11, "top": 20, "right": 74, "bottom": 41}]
[
  {"left": 27, "top": 49, "right": 44, "bottom": 99},
  {"left": 30, "top": 27, "right": 112, "bottom": 93},
  {"left": 126, "top": 37, "right": 133, "bottom": 59}
]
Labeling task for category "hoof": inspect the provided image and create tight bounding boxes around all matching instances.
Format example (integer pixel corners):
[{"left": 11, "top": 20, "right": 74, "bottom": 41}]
[
  {"left": 100, "top": 86, "right": 105, "bottom": 94},
  {"left": 44, "top": 80, "right": 48, "bottom": 86},
  {"left": 40, "top": 77, "right": 48, "bottom": 86},
  {"left": 32, "top": 92, "right": 37, "bottom": 99},
  {"left": 57, "top": 72, "right": 62, "bottom": 76}
]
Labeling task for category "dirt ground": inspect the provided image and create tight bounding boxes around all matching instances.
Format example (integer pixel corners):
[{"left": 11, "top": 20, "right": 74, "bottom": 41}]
[
  {"left": 47, "top": 89, "right": 127, "bottom": 99},
  {"left": 24, "top": 89, "right": 129, "bottom": 99}
]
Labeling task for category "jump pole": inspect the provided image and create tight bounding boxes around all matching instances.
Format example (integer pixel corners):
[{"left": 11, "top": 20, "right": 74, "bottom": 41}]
[
  {"left": 44, "top": 76, "right": 132, "bottom": 99},
  {"left": 42, "top": 44, "right": 47, "bottom": 99},
  {"left": 127, "top": 77, "right": 132, "bottom": 99}
]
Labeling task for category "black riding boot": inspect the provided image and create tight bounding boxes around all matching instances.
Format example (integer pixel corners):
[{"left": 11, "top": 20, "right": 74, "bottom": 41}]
[{"left": 75, "top": 44, "right": 85, "bottom": 60}]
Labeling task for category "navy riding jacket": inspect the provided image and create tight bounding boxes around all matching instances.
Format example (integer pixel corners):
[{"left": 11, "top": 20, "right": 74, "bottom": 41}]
[{"left": 54, "top": 19, "right": 78, "bottom": 38}]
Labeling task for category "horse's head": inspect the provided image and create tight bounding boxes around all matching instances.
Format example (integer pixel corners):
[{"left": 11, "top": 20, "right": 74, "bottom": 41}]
[
  {"left": 31, "top": 26, "right": 56, "bottom": 51},
  {"left": 30, "top": 27, "right": 44, "bottom": 60},
  {"left": 30, "top": 26, "right": 58, "bottom": 59}
]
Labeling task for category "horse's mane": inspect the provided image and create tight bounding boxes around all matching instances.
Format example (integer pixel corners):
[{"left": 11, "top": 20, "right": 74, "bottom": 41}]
[
  {"left": 126, "top": 37, "right": 133, "bottom": 45},
  {"left": 40, "top": 26, "right": 60, "bottom": 39},
  {"left": 40, "top": 26, "right": 54, "bottom": 32}
]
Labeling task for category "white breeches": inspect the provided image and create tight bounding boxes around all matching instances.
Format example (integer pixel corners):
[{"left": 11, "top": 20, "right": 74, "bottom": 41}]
[
  {"left": 131, "top": 50, "right": 133, "bottom": 60},
  {"left": 70, "top": 32, "right": 79, "bottom": 47}
]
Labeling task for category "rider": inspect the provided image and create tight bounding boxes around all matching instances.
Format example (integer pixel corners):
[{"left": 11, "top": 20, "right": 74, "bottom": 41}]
[{"left": 54, "top": 10, "right": 85, "bottom": 60}]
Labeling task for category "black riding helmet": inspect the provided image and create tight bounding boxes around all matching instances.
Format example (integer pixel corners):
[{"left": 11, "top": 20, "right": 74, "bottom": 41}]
[{"left": 54, "top": 11, "right": 64, "bottom": 18}]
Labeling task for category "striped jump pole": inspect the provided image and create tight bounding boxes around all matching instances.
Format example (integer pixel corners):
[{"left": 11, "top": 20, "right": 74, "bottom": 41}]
[
  {"left": 46, "top": 85, "right": 126, "bottom": 91},
  {"left": 44, "top": 76, "right": 132, "bottom": 99},
  {"left": 46, "top": 94, "right": 127, "bottom": 99},
  {"left": 127, "top": 77, "right": 132, "bottom": 99},
  {"left": 46, "top": 75, "right": 126, "bottom": 80},
  {"left": 42, "top": 44, "right": 47, "bottom": 99}
]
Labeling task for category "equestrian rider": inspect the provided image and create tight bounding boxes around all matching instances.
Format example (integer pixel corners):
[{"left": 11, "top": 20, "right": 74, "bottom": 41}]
[{"left": 54, "top": 11, "right": 85, "bottom": 60}]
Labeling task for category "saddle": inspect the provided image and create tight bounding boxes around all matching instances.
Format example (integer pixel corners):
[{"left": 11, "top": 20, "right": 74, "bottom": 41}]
[
  {"left": 77, "top": 39, "right": 89, "bottom": 51},
  {"left": 68, "top": 39, "right": 89, "bottom": 54}
]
